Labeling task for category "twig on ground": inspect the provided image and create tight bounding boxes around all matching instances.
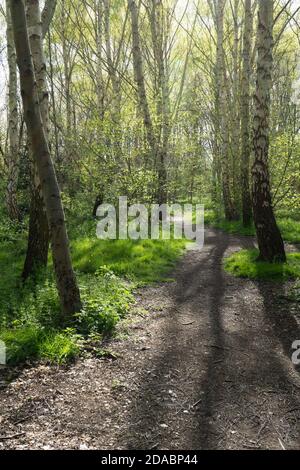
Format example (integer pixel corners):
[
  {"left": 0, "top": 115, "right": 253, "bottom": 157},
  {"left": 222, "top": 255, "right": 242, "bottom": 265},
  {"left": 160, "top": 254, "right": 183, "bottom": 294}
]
[
  {"left": 278, "top": 438, "right": 286, "bottom": 450},
  {"left": 191, "top": 398, "right": 202, "bottom": 408},
  {"left": 0, "top": 432, "right": 25, "bottom": 440}
]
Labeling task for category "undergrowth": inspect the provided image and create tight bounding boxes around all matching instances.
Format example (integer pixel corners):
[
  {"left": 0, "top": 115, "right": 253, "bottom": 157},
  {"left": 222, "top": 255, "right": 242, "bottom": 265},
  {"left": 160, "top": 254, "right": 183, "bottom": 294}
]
[{"left": 0, "top": 212, "right": 185, "bottom": 365}]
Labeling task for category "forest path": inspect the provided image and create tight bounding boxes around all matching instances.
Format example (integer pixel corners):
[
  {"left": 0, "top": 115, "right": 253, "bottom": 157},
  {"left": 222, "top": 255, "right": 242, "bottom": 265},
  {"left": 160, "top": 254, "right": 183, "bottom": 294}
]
[{"left": 1, "top": 228, "right": 300, "bottom": 450}]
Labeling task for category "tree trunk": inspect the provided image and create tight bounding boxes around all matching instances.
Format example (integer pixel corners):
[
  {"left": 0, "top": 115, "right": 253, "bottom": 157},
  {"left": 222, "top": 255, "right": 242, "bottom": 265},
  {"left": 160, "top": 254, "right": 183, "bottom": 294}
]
[
  {"left": 95, "top": 0, "right": 105, "bottom": 121},
  {"left": 231, "top": 0, "right": 241, "bottom": 215},
  {"left": 148, "top": 0, "right": 169, "bottom": 204},
  {"left": 23, "top": 180, "right": 49, "bottom": 278},
  {"left": 10, "top": 0, "right": 82, "bottom": 318},
  {"left": 252, "top": 0, "right": 286, "bottom": 262},
  {"left": 128, "top": 0, "right": 166, "bottom": 203},
  {"left": 5, "top": 0, "right": 20, "bottom": 221},
  {"left": 92, "top": 192, "right": 104, "bottom": 218},
  {"left": 241, "top": 0, "right": 253, "bottom": 227},
  {"left": 104, "top": 0, "right": 121, "bottom": 123},
  {"left": 128, "top": 0, "right": 156, "bottom": 153},
  {"left": 22, "top": 0, "right": 52, "bottom": 280},
  {"left": 61, "top": 4, "right": 73, "bottom": 182},
  {"left": 41, "top": 0, "right": 57, "bottom": 38},
  {"left": 215, "top": 0, "right": 237, "bottom": 221},
  {"left": 103, "top": 0, "right": 123, "bottom": 178}
]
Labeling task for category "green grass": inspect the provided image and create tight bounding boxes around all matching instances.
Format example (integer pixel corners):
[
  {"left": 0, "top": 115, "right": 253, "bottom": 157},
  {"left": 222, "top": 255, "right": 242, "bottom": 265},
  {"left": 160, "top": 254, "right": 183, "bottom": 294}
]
[
  {"left": 0, "top": 214, "right": 186, "bottom": 364},
  {"left": 205, "top": 209, "right": 300, "bottom": 244},
  {"left": 277, "top": 219, "right": 300, "bottom": 244},
  {"left": 224, "top": 249, "right": 300, "bottom": 280},
  {"left": 213, "top": 219, "right": 255, "bottom": 237},
  {"left": 71, "top": 237, "right": 186, "bottom": 283},
  {"left": 0, "top": 327, "right": 80, "bottom": 365},
  {"left": 0, "top": 268, "right": 134, "bottom": 364}
]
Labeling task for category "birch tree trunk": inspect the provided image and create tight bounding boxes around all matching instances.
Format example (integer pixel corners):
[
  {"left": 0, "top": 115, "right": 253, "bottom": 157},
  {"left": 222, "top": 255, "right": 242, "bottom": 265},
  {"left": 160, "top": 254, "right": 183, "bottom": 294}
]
[
  {"left": 241, "top": 0, "right": 253, "bottom": 226},
  {"left": 231, "top": 0, "right": 241, "bottom": 214},
  {"left": 252, "top": 0, "right": 286, "bottom": 262},
  {"left": 215, "top": 0, "right": 237, "bottom": 221},
  {"left": 128, "top": 0, "right": 157, "bottom": 153},
  {"left": 23, "top": 0, "right": 51, "bottom": 280},
  {"left": 148, "top": 0, "right": 168, "bottom": 205},
  {"left": 128, "top": 0, "right": 167, "bottom": 204},
  {"left": 5, "top": 0, "right": 20, "bottom": 221},
  {"left": 92, "top": 0, "right": 106, "bottom": 217},
  {"left": 61, "top": 5, "right": 73, "bottom": 175},
  {"left": 103, "top": 0, "right": 123, "bottom": 173},
  {"left": 10, "top": 0, "right": 82, "bottom": 318},
  {"left": 41, "top": 0, "right": 57, "bottom": 38},
  {"left": 95, "top": 0, "right": 105, "bottom": 121},
  {"left": 104, "top": 0, "right": 121, "bottom": 123}
]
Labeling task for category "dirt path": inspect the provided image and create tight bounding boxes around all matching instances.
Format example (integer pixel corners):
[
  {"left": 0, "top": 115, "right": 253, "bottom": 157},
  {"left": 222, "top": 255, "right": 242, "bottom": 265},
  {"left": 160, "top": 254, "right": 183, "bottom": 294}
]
[{"left": 1, "top": 228, "right": 300, "bottom": 450}]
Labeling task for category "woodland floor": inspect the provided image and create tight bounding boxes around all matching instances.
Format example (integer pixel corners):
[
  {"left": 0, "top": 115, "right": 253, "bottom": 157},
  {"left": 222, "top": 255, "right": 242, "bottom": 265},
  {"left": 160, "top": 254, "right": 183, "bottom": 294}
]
[{"left": 1, "top": 228, "right": 300, "bottom": 450}]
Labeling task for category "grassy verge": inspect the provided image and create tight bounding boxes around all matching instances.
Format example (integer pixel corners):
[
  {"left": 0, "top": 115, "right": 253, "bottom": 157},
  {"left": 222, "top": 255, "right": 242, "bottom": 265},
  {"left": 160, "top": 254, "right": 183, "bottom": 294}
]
[
  {"left": 0, "top": 327, "right": 80, "bottom": 365},
  {"left": 72, "top": 237, "right": 185, "bottom": 283},
  {"left": 205, "top": 209, "right": 300, "bottom": 244},
  {"left": 0, "top": 216, "right": 186, "bottom": 365},
  {"left": 224, "top": 249, "right": 300, "bottom": 280}
]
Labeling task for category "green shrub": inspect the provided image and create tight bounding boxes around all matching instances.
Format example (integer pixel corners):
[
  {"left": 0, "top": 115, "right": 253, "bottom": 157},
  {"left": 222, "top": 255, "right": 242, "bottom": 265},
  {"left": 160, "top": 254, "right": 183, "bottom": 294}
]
[
  {"left": 76, "top": 268, "right": 134, "bottom": 334},
  {"left": 17, "top": 277, "right": 61, "bottom": 328},
  {"left": 0, "top": 274, "right": 61, "bottom": 331},
  {"left": 0, "top": 217, "right": 26, "bottom": 244}
]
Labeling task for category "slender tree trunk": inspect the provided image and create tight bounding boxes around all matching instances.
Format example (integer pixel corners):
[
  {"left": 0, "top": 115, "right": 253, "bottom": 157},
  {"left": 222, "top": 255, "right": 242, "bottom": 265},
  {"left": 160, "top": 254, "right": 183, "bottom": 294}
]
[
  {"left": 41, "top": 0, "right": 57, "bottom": 38},
  {"left": 5, "top": 0, "right": 20, "bottom": 221},
  {"left": 241, "top": 0, "right": 253, "bottom": 227},
  {"left": 231, "top": 0, "right": 241, "bottom": 215},
  {"left": 252, "top": 0, "right": 286, "bottom": 262},
  {"left": 128, "top": 0, "right": 166, "bottom": 203},
  {"left": 48, "top": 30, "right": 60, "bottom": 167},
  {"left": 96, "top": 0, "right": 105, "bottom": 121},
  {"left": 128, "top": 0, "right": 156, "bottom": 152},
  {"left": 103, "top": 0, "right": 123, "bottom": 185},
  {"left": 61, "top": 5, "right": 73, "bottom": 180},
  {"left": 215, "top": 0, "right": 237, "bottom": 221},
  {"left": 22, "top": 0, "right": 52, "bottom": 280},
  {"left": 104, "top": 0, "right": 121, "bottom": 123},
  {"left": 211, "top": 0, "right": 222, "bottom": 214},
  {"left": 10, "top": 0, "right": 82, "bottom": 318},
  {"left": 149, "top": 0, "right": 169, "bottom": 205},
  {"left": 92, "top": 0, "right": 106, "bottom": 215}
]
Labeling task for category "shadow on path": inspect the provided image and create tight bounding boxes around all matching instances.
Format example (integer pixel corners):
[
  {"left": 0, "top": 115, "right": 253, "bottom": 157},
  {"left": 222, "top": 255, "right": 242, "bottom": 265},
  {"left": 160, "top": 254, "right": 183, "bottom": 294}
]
[
  {"left": 122, "top": 229, "right": 300, "bottom": 450},
  {"left": 239, "top": 237, "right": 300, "bottom": 375}
]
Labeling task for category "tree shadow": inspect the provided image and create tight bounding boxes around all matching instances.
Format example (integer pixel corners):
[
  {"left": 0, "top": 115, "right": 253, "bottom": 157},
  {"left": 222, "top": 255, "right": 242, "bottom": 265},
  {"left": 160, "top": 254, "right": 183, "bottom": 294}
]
[
  {"left": 188, "top": 230, "right": 229, "bottom": 449},
  {"left": 122, "top": 228, "right": 229, "bottom": 449},
  {"left": 122, "top": 228, "right": 300, "bottom": 449},
  {"left": 239, "top": 237, "right": 300, "bottom": 375},
  {"left": 190, "top": 233, "right": 300, "bottom": 449}
]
